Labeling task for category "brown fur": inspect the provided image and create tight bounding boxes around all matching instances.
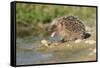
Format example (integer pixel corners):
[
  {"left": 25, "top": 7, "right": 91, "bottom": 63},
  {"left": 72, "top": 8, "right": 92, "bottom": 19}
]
[{"left": 48, "top": 16, "right": 87, "bottom": 42}]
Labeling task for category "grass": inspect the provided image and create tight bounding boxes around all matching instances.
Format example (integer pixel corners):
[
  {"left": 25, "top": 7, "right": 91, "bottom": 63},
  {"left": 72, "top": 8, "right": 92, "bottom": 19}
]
[
  {"left": 16, "top": 3, "right": 97, "bottom": 37},
  {"left": 16, "top": 3, "right": 97, "bottom": 64}
]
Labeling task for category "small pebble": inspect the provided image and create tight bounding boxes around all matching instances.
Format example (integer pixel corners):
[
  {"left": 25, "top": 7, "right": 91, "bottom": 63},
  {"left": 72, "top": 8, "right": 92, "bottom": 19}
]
[
  {"left": 75, "top": 39, "right": 82, "bottom": 43},
  {"left": 41, "top": 40, "right": 49, "bottom": 47},
  {"left": 85, "top": 40, "right": 96, "bottom": 44},
  {"left": 67, "top": 44, "right": 70, "bottom": 46}
]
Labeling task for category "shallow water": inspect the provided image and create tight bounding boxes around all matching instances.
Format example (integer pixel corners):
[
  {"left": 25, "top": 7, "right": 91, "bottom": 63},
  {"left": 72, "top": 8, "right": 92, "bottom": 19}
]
[{"left": 16, "top": 35, "right": 96, "bottom": 65}]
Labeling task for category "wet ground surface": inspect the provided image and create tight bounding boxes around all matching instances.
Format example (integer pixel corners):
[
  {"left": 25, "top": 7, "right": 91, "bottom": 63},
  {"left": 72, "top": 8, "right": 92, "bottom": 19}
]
[{"left": 16, "top": 32, "right": 96, "bottom": 65}]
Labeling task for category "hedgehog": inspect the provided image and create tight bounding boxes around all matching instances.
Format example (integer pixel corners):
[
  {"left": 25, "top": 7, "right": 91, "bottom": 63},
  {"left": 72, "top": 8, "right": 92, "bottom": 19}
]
[{"left": 47, "top": 16, "right": 90, "bottom": 42}]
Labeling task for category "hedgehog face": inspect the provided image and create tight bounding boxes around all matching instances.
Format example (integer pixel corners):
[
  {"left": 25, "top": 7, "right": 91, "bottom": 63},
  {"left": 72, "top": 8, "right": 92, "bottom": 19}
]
[
  {"left": 48, "top": 22, "right": 63, "bottom": 37},
  {"left": 48, "top": 24, "right": 57, "bottom": 37}
]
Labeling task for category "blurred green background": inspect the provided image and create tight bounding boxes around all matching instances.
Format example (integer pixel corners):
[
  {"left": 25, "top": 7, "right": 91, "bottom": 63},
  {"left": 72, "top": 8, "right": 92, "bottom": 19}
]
[
  {"left": 16, "top": 3, "right": 96, "bottom": 37},
  {"left": 16, "top": 3, "right": 97, "bottom": 65}
]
